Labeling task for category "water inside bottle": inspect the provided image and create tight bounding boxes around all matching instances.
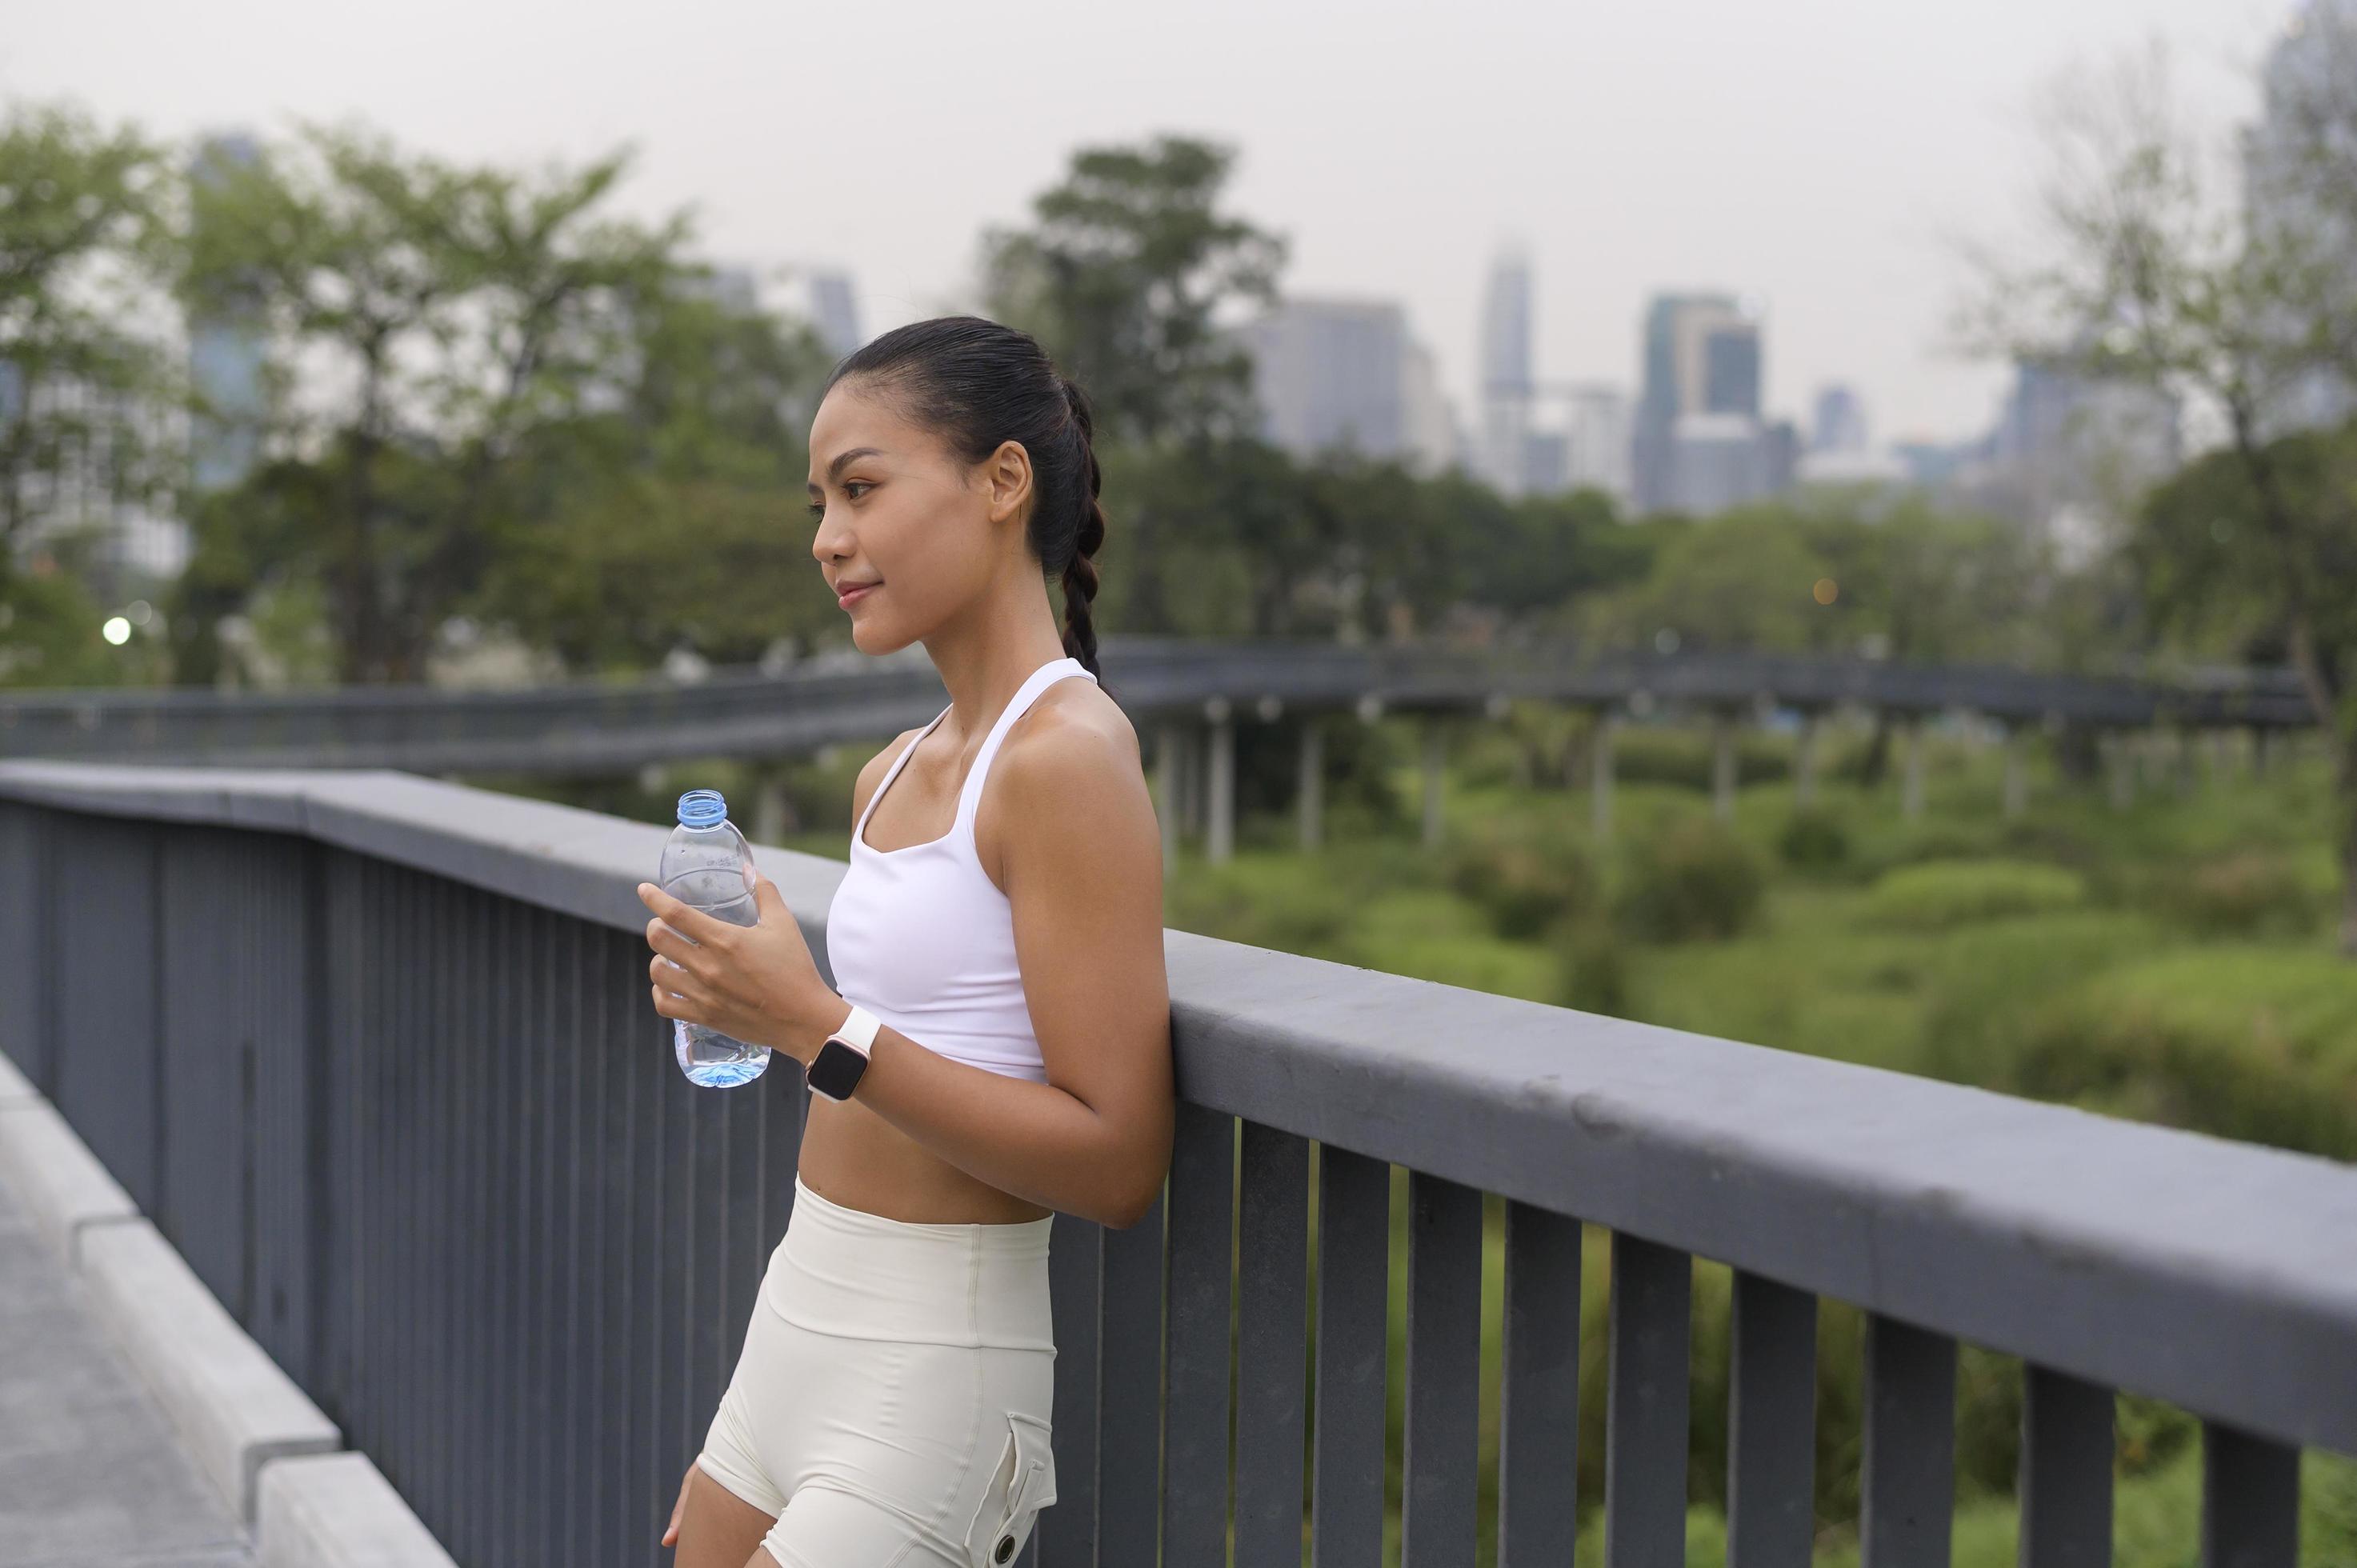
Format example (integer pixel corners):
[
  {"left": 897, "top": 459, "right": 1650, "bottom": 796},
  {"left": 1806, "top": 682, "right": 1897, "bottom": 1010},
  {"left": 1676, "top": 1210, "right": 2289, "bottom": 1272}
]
[{"left": 661, "top": 866, "right": 771, "bottom": 1088}]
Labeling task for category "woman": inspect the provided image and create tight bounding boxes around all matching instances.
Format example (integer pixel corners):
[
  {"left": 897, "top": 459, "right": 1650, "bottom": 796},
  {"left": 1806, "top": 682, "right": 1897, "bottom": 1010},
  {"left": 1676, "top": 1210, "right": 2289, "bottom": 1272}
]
[{"left": 634, "top": 315, "right": 1175, "bottom": 1568}]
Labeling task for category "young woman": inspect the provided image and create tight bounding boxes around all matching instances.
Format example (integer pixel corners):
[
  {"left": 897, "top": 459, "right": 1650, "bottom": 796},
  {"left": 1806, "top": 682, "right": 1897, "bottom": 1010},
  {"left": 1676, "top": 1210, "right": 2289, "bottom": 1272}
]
[{"left": 634, "top": 315, "right": 1175, "bottom": 1568}]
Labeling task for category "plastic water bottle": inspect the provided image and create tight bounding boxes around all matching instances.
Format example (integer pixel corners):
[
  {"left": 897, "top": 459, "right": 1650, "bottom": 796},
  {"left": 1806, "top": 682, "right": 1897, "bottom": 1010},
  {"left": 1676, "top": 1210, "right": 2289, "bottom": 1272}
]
[{"left": 657, "top": 789, "right": 772, "bottom": 1088}]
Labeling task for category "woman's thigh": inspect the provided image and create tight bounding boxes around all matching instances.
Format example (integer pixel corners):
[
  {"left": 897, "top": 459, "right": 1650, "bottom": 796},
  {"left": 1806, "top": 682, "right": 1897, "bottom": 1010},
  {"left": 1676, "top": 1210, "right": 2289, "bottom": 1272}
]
[{"left": 673, "top": 1462, "right": 779, "bottom": 1568}]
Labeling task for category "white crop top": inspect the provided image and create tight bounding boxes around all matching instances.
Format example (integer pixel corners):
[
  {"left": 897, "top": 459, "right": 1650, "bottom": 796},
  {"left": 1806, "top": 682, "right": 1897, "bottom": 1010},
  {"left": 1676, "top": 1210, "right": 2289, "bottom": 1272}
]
[{"left": 823, "top": 656, "right": 1099, "bottom": 1084}]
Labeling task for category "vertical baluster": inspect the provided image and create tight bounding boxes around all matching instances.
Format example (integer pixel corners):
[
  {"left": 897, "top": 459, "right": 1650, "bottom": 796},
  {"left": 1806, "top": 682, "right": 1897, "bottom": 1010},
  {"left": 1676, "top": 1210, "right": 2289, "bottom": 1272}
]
[
  {"left": 1860, "top": 1313, "right": 1955, "bottom": 1568},
  {"left": 1099, "top": 1182, "right": 1165, "bottom": 1567},
  {"left": 2017, "top": 1364, "right": 2111, "bottom": 1568},
  {"left": 1605, "top": 1231, "right": 1691, "bottom": 1568},
  {"left": 1162, "top": 1101, "right": 1235, "bottom": 1566},
  {"left": 1403, "top": 1170, "right": 1483, "bottom": 1568},
  {"left": 1499, "top": 1200, "right": 1581, "bottom": 1568},
  {"left": 1727, "top": 1270, "right": 1815, "bottom": 1567},
  {"left": 1236, "top": 1122, "right": 1311, "bottom": 1566},
  {"left": 1041, "top": 1208, "right": 1102, "bottom": 1568},
  {"left": 1311, "top": 1144, "right": 1389, "bottom": 1568},
  {"left": 2202, "top": 1421, "right": 2299, "bottom": 1568}
]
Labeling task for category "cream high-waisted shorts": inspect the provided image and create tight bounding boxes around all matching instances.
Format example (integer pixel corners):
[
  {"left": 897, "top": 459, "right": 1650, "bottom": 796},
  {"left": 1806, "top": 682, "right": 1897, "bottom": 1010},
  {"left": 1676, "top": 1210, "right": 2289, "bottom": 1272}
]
[{"left": 695, "top": 1173, "right": 1059, "bottom": 1568}]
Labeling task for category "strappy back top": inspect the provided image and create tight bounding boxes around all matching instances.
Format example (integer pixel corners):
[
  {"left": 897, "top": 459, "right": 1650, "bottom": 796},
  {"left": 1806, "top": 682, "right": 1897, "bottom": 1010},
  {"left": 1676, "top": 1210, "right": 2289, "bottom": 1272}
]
[{"left": 823, "top": 656, "right": 1099, "bottom": 1084}]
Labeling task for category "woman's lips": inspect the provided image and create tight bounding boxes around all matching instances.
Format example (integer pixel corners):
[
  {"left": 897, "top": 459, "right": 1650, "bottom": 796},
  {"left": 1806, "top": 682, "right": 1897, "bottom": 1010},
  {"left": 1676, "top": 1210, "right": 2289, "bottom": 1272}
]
[{"left": 837, "top": 582, "right": 880, "bottom": 608}]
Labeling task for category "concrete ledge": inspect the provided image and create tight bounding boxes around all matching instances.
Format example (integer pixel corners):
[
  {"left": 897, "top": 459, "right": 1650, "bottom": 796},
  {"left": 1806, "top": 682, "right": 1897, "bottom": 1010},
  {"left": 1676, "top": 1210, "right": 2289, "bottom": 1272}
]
[
  {"left": 78, "top": 1218, "right": 342, "bottom": 1527},
  {"left": 258, "top": 1453, "right": 458, "bottom": 1568},
  {"left": 0, "top": 1098, "right": 138, "bottom": 1264},
  {"left": 0, "top": 1046, "right": 35, "bottom": 1105}
]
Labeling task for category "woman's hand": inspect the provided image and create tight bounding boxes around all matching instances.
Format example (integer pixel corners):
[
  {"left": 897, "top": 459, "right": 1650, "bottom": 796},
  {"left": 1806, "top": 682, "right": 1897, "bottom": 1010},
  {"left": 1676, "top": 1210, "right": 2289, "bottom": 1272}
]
[
  {"left": 638, "top": 875, "right": 841, "bottom": 1067},
  {"left": 661, "top": 1462, "right": 693, "bottom": 1547}
]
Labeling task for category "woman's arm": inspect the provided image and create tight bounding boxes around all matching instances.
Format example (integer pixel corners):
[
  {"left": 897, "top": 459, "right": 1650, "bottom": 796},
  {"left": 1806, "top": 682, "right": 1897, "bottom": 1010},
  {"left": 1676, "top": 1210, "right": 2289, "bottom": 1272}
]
[
  {"left": 842, "top": 710, "right": 1174, "bottom": 1228},
  {"left": 638, "top": 704, "right": 1174, "bottom": 1230}
]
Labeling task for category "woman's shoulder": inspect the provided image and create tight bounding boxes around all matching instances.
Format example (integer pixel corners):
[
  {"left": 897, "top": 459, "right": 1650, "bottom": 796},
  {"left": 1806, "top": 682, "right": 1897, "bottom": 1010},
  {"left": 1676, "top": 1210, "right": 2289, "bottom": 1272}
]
[{"left": 976, "top": 678, "right": 1151, "bottom": 863}]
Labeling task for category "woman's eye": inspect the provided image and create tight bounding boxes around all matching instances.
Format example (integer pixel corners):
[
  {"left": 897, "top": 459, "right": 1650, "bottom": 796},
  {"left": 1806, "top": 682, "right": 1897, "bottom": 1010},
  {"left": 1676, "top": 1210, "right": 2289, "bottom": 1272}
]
[
  {"left": 844, "top": 481, "right": 873, "bottom": 500},
  {"left": 806, "top": 502, "right": 826, "bottom": 521}
]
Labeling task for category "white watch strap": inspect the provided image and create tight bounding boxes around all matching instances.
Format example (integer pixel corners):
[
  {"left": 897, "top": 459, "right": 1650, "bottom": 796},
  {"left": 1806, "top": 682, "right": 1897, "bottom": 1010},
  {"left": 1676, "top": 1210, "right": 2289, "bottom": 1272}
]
[{"left": 830, "top": 1001, "right": 881, "bottom": 1055}]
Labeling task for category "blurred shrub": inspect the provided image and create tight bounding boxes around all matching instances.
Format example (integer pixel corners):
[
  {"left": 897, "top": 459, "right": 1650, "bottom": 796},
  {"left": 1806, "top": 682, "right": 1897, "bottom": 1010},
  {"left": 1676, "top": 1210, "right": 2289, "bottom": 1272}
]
[
  {"left": 1166, "top": 854, "right": 1353, "bottom": 955},
  {"left": 1863, "top": 859, "right": 2087, "bottom": 930},
  {"left": 2160, "top": 849, "right": 2319, "bottom": 938},
  {"left": 2007, "top": 950, "right": 2357, "bottom": 1160},
  {"left": 1551, "top": 916, "right": 1629, "bottom": 1016},
  {"left": 1610, "top": 726, "right": 1790, "bottom": 790},
  {"left": 1445, "top": 820, "right": 1601, "bottom": 939},
  {"left": 1776, "top": 805, "right": 1851, "bottom": 870},
  {"left": 1612, "top": 816, "right": 1766, "bottom": 941}
]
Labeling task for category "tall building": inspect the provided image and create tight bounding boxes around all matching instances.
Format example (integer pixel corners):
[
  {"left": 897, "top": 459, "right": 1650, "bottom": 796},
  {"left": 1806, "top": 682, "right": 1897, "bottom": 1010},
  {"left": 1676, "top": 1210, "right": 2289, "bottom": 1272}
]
[
  {"left": 1634, "top": 292, "right": 1781, "bottom": 514},
  {"left": 1559, "top": 387, "right": 1632, "bottom": 504},
  {"left": 1982, "top": 351, "right": 2182, "bottom": 562},
  {"left": 1235, "top": 298, "right": 1459, "bottom": 474},
  {"left": 1476, "top": 243, "right": 1536, "bottom": 495},
  {"left": 803, "top": 270, "right": 864, "bottom": 359},
  {"left": 1811, "top": 383, "right": 1869, "bottom": 453},
  {"left": 188, "top": 131, "right": 268, "bottom": 498},
  {"left": 2243, "top": 0, "right": 2357, "bottom": 438}
]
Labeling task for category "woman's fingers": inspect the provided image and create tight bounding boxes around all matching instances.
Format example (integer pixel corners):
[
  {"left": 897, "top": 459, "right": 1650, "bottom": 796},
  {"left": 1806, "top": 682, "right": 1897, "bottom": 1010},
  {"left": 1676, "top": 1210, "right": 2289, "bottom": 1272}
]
[{"left": 662, "top": 1462, "right": 693, "bottom": 1546}]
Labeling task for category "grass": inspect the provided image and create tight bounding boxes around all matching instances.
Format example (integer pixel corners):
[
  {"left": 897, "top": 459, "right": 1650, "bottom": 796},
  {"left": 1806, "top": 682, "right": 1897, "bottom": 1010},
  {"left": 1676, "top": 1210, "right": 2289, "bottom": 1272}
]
[{"left": 1159, "top": 718, "right": 2356, "bottom": 1565}]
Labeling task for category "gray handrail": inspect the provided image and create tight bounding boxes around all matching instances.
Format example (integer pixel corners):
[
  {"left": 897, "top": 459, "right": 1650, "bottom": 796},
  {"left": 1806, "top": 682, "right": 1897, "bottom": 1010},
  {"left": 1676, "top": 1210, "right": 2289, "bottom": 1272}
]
[
  {"left": 5, "top": 755, "right": 2351, "bottom": 1463},
  {"left": 0, "top": 636, "right": 2319, "bottom": 772}
]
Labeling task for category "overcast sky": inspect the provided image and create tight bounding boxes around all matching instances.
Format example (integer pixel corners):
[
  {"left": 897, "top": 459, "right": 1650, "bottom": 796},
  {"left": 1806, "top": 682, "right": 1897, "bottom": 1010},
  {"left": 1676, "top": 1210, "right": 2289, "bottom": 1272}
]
[{"left": 2, "top": 0, "right": 2299, "bottom": 446}]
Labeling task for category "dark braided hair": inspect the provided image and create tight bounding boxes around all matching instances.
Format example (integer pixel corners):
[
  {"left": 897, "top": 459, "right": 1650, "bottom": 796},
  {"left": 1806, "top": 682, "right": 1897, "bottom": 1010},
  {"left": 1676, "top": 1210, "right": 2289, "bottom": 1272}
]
[{"left": 823, "top": 315, "right": 1107, "bottom": 685}]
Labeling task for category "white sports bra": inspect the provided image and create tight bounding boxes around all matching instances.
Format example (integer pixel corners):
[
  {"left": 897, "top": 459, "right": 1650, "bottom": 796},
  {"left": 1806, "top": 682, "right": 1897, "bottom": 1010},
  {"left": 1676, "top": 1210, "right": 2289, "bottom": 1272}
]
[{"left": 823, "top": 656, "right": 1099, "bottom": 1084}]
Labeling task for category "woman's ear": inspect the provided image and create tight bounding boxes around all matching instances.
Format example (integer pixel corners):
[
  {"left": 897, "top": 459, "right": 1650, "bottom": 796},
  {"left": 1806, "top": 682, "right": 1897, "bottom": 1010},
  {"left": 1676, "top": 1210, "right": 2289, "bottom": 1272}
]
[{"left": 985, "top": 439, "right": 1034, "bottom": 525}]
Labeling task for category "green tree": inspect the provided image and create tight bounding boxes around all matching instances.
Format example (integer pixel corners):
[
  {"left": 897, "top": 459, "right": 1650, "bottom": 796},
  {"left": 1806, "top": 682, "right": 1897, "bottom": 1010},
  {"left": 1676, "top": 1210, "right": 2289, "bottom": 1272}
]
[
  {"left": 171, "top": 122, "right": 691, "bottom": 683},
  {"left": 980, "top": 134, "right": 1288, "bottom": 637},
  {"left": 0, "top": 103, "right": 175, "bottom": 598},
  {"left": 1962, "top": 41, "right": 2357, "bottom": 953},
  {"left": 978, "top": 134, "right": 1286, "bottom": 449}
]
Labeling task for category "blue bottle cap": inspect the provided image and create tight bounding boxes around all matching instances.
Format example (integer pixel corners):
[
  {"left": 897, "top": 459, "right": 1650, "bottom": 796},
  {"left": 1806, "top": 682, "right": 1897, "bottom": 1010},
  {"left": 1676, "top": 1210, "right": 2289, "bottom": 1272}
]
[{"left": 676, "top": 790, "right": 727, "bottom": 829}]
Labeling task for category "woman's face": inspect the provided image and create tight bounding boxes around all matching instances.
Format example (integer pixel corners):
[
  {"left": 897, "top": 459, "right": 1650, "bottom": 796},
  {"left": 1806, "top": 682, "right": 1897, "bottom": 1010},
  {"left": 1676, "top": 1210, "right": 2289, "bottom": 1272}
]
[{"left": 806, "top": 380, "right": 1026, "bottom": 652}]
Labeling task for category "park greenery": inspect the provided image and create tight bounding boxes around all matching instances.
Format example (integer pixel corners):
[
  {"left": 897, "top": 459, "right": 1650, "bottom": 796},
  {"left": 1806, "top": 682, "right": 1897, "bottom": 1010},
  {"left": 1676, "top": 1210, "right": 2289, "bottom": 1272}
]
[{"left": 7, "top": 32, "right": 2357, "bottom": 1560}]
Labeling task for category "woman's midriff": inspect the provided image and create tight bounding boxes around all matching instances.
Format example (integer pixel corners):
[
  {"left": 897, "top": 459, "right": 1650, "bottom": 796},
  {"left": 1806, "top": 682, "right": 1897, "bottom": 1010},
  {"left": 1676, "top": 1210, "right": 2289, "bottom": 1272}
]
[{"left": 799, "top": 1091, "right": 1055, "bottom": 1226}]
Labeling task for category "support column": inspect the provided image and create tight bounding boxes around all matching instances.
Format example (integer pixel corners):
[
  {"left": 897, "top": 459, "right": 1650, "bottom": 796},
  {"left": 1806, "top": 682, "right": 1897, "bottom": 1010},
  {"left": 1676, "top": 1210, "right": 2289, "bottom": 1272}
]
[
  {"left": 1178, "top": 722, "right": 1203, "bottom": 838},
  {"left": 754, "top": 763, "right": 792, "bottom": 846},
  {"left": 2253, "top": 726, "right": 2273, "bottom": 779},
  {"left": 1297, "top": 718, "right": 1324, "bottom": 852},
  {"left": 2002, "top": 727, "right": 2027, "bottom": 821},
  {"left": 1711, "top": 712, "right": 1738, "bottom": 822},
  {"left": 1793, "top": 714, "right": 1819, "bottom": 810},
  {"left": 1157, "top": 721, "right": 1183, "bottom": 868},
  {"left": 1902, "top": 718, "right": 1926, "bottom": 822},
  {"left": 1591, "top": 710, "right": 1618, "bottom": 842},
  {"left": 1205, "top": 703, "right": 1235, "bottom": 866},
  {"left": 1421, "top": 715, "right": 1447, "bottom": 850},
  {"left": 2106, "top": 732, "right": 2135, "bottom": 811}
]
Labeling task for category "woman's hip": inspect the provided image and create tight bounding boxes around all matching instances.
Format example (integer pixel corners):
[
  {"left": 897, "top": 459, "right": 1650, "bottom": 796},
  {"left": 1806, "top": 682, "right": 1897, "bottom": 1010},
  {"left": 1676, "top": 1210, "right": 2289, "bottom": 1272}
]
[{"left": 763, "top": 1172, "right": 1056, "bottom": 1352}]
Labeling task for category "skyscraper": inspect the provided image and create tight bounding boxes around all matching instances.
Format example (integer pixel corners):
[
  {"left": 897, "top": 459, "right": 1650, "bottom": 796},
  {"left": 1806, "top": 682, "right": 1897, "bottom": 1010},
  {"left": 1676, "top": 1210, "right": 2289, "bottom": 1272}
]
[
  {"left": 1634, "top": 293, "right": 1777, "bottom": 514},
  {"left": 1476, "top": 243, "right": 1536, "bottom": 496},
  {"left": 1233, "top": 298, "right": 1459, "bottom": 474},
  {"left": 803, "top": 270, "right": 864, "bottom": 360},
  {"left": 188, "top": 130, "right": 268, "bottom": 498},
  {"left": 1811, "top": 383, "right": 1869, "bottom": 453},
  {"left": 2243, "top": 0, "right": 2357, "bottom": 438}
]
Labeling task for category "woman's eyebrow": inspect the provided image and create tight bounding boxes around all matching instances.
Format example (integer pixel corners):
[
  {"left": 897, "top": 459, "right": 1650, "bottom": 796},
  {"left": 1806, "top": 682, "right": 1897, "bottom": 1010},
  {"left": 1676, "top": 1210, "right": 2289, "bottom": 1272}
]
[{"left": 808, "top": 446, "right": 887, "bottom": 490}]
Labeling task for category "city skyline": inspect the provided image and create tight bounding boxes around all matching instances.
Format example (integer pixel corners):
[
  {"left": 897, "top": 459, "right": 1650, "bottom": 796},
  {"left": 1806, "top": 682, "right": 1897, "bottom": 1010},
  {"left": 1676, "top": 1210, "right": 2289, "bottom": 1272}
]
[{"left": 0, "top": 0, "right": 2289, "bottom": 451}]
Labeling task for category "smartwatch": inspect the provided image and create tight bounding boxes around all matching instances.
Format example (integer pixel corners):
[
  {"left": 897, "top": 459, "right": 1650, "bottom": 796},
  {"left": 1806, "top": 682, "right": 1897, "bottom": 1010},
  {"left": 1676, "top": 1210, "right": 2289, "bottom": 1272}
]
[{"left": 807, "top": 1001, "right": 881, "bottom": 1102}]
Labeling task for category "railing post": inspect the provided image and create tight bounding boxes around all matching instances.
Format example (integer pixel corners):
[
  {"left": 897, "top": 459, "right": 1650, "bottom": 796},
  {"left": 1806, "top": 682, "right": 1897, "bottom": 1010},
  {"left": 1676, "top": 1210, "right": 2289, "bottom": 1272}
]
[{"left": 1298, "top": 716, "right": 1324, "bottom": 852}]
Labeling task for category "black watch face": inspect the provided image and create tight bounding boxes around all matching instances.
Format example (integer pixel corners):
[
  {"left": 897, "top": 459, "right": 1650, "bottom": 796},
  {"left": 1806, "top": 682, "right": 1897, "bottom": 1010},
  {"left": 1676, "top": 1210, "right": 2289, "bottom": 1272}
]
[{"left": 809, "top": 1038, "right": 866, "bottom": 1098}]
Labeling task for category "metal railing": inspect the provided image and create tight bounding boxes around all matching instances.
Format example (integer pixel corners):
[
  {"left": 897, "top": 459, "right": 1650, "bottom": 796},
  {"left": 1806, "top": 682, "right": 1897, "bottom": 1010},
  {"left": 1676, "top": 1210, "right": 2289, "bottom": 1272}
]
[
  {"left": 1, "top": 758, "right": 2351, "bottom": 1567},
  {"left": 0, "top": 635, "right": 2319, "bottom": 772}
]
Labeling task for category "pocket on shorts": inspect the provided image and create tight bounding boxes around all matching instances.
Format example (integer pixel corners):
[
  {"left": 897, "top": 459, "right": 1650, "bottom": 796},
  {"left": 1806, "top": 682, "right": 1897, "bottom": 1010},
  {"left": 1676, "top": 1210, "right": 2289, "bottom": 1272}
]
[{"left": 960, "top": 1409, "right": 1057, "bottom": 1566}]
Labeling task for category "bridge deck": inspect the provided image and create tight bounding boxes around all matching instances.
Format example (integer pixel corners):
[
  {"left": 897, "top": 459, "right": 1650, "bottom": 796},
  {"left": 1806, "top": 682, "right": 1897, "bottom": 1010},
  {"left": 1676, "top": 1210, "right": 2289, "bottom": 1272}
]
[{"left": 0, "top": 1173, "right": 260, "bottom": 1567}]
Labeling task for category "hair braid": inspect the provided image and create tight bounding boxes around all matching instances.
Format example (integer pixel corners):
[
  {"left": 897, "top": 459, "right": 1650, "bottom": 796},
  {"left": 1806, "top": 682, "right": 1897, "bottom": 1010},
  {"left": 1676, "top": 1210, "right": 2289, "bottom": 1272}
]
[{"left": 1056, "top": 373, "right": 1105, "bottom": 679}]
